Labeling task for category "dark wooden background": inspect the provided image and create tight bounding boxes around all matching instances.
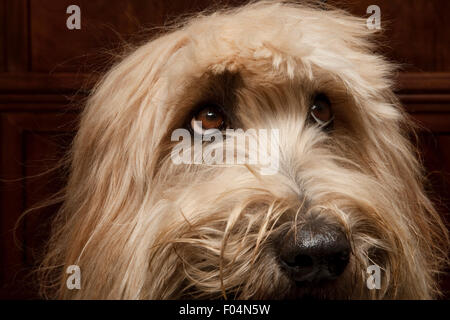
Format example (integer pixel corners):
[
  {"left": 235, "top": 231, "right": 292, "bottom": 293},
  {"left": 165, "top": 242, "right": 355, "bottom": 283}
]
[{"left": 0, "top": 0, "right": 449, "bottom": 299}]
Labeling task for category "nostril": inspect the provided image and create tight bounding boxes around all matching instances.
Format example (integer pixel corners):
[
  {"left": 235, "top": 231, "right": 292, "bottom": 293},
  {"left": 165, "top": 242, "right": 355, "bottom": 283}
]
[
  {"left": 327, "top": 249, "right": 351, "bottom": 275},
  {"left": 293, "top": 254, "right": 313, "bottom": 268},
  {"left": 284, "top": 254, "right": 314, "bottom": 269}
]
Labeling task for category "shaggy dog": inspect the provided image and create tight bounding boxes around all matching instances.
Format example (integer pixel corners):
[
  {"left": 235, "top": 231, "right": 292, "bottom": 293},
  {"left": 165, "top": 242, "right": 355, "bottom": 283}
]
[{"left": 39, "top": 1, "right": 449, "bottom": 299}]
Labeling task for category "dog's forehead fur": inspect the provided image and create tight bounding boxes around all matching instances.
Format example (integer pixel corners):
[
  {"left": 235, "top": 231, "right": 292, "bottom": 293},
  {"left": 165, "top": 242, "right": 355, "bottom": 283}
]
[{"left": 160, "top": 2, "right": 392, "bottom": 95}]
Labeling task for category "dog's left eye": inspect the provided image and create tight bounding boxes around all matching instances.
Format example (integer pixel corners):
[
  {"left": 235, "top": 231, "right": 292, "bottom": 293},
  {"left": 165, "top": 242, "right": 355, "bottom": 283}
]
[
  {"left": 310, "top": 94, "right": 334, "bottom": 128},
  {"left": 191, "top": 105, "right": 226, "bottom": 134}
]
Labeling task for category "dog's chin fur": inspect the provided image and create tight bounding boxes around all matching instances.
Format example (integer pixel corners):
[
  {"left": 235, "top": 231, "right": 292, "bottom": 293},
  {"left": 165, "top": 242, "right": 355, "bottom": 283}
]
[{"left": 38, "top": 1, "right": 448, "bottom": 299}]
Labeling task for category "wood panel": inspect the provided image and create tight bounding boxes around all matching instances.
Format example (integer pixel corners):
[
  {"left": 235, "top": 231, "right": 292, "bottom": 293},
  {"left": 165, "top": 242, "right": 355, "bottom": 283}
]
[
  {"left": 5, "top": 0, "right": 29, "bottom": 72},
  {"left": 0, "top": 0, "right": 5, "bottom": 72},
  {"left": 331, "top": 0, "right": 450, "bottom": 72},
  {"left": 422, "top": 132, "right": 450, "bottom": 297},
  {"left": 0, "top": 112, "right": 76, "bottom": 298},
  {"left": 0, "top": 72, "right": 93, "bottom": 95}
]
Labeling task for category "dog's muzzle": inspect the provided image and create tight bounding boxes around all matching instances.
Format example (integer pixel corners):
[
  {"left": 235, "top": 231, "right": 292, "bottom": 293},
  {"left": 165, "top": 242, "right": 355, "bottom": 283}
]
[{"left": 277, "top": 218, "right": 351, "bottom": 285}]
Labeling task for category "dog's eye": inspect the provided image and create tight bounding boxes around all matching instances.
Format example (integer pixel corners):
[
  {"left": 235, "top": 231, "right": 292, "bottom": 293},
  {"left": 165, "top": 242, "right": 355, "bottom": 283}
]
[
  {"left": 310, "top": 94, "right": 334, "bottom": 127},
  {"left": 191, "top": 105, "right": 225, "bottom": 134}
]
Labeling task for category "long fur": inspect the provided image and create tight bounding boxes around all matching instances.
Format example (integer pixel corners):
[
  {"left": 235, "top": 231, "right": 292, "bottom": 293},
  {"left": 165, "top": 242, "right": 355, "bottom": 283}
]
[{"left": 39, "top": 1, "right": 449, "bottom": 299}]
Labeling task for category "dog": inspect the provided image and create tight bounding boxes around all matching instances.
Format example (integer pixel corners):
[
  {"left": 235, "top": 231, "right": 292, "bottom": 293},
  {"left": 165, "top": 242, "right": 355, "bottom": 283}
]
[{"left": 39, "top": 1, "right": 449, "bottom": 299}]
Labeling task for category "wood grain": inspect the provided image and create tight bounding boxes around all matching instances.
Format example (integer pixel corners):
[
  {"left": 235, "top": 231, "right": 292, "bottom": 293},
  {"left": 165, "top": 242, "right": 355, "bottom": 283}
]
[
  {"left": 5, "top": 0, "right": 29, "bottom": 72},
  {"left": 0, "top": 0, "right": 5, "bottom": 72}
]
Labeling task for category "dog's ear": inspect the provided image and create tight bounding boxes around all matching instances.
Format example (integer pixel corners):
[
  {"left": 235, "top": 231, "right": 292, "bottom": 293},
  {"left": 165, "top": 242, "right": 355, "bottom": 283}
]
[
  {"left": 40, "top": 32, "right": 191, "bottom": 298},
  {"left": 75, "top": 32, "right": 190, "bottom": 178},
  {"left": 352, "top": 88, "right": 449, "bottom": 296}
]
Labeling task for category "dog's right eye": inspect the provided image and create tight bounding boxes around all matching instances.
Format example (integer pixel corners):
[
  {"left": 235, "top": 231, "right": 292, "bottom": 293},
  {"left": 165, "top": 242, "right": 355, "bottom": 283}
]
[{"left": 190, "top": 105, "right": 226, "bottom": 135}]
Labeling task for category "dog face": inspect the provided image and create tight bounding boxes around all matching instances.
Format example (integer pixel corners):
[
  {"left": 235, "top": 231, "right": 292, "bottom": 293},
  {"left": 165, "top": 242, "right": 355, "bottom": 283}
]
[{"left": 40, "top": 2, "right": 448, "bottom": 299}]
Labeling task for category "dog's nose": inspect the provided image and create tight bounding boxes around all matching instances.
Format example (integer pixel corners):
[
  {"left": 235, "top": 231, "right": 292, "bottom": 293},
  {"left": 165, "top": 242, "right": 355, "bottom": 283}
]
[{"left": 278, "top": 221, "right": 351, "bottom": 284}]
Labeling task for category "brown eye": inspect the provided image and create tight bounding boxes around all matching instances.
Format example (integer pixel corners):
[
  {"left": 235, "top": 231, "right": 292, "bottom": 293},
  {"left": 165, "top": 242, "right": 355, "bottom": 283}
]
[
  {"left": 191, "top": 105, "right": 225, "bottom": 134},
  {"left": 310, "top": 94, "right": 333, "bottom": 127}
]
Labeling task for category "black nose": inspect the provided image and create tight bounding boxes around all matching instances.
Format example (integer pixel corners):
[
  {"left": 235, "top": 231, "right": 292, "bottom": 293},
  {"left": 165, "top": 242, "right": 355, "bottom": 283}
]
[{"left": 278, "top": 221, "right": 351, "bottom": 284}]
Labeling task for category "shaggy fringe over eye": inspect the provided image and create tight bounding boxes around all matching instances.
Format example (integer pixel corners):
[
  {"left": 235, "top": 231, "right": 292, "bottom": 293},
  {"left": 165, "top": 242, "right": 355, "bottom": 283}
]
[{"left": 35, "top": 0, "right": 449, "bottom": 299}]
